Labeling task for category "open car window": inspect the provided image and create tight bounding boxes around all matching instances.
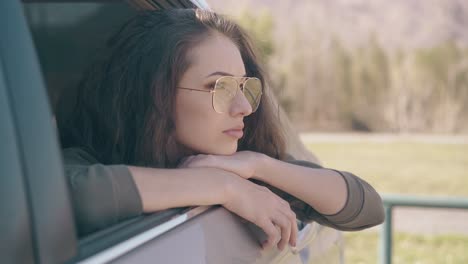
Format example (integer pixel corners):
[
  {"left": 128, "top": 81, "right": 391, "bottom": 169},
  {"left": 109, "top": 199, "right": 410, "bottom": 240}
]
[{"left": 12, "top": 0, "right": 343, "bottom": 262}]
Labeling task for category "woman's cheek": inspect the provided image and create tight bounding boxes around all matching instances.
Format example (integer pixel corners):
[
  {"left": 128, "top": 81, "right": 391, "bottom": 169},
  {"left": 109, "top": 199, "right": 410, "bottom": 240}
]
[
  {"left": 174, "top": 93, "right": 235, "bottom": 154},
  {"left": 176, "top": 120, "right": 237, "bottom": 155},
  {"left": 173, "top": 111, "right": 216, "bottom": 153}
]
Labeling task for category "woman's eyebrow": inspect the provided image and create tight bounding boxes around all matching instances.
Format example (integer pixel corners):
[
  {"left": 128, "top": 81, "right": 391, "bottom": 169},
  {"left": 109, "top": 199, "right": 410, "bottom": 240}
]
[{"left": 205, "top": 71, "right": 247, "bottom": 77}]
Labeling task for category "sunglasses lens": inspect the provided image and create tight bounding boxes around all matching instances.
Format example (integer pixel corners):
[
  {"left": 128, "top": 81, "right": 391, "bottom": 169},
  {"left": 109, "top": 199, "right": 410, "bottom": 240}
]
[
  {"left": 243, "top": 78, "right": 262, "bottom": 112},
  {"left": 213, "top": 76, "right": 263, "bottom": 113},
  {"left": 213, "top": 76, "right": 238, "bottom": 113}
]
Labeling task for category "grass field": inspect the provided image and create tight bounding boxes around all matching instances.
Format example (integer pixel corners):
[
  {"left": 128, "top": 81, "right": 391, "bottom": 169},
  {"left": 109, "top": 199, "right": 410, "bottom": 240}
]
[
  {"left": 345, "top": 231, "right": 468, "bottom": 264},
  {"left": 304, "top": 138, "right": 468, "bottom": 263}
]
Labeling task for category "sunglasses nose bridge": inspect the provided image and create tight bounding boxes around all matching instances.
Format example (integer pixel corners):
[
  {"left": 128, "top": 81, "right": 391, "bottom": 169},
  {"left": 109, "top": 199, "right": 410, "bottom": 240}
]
[
  {"left": 237, "top": 78, "right": 249, "bottom": 93},
  {"left": 230, "top": 80, "right": 253, "bottom": 112},
  {"left": 229, "top": 78, "right": 243, "bottom": 97}
]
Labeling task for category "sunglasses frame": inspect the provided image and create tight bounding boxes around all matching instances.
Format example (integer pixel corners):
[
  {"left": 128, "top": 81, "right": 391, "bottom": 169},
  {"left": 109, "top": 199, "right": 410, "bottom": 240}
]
[{"left": 177, "top": 76, "right": 263, "bottom": 114}]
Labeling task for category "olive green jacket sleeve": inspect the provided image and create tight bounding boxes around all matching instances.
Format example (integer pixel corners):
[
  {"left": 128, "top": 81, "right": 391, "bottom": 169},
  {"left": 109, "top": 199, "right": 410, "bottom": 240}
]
[
  {"left": 254, "top": 156, "right": 385, "bottom": 231},
  {"left": 63, "top": 148, "right": 143, "bottom": 237},
  {"left": 63, "top": 148, "right": 383, "bottom": 237}
]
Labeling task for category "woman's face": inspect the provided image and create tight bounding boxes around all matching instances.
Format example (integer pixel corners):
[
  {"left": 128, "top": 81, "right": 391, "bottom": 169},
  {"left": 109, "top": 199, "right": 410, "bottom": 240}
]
[{"left": 174, "top": 33, "right": 253, "bottom": 155}]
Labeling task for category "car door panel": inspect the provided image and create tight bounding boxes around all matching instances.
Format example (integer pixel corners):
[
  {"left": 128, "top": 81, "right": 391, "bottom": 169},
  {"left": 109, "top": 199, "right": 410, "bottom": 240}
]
[{"left": 110, "top": 206, "right": 263, "bottom": 263}]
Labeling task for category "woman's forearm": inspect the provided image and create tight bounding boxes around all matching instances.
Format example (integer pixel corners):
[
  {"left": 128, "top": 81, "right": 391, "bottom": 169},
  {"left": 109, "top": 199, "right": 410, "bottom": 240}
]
[
  {"left": 129, "top": 166, "right": 228, "bottom": 213},
  {"left": 254, "top": 156, "right": 348, "bottom": 215}
]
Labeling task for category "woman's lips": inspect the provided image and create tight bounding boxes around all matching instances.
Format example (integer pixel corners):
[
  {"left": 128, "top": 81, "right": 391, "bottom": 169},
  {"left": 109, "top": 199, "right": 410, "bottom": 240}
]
[{"left": 223, "top": 129, "right": 243, "bottom": 139}]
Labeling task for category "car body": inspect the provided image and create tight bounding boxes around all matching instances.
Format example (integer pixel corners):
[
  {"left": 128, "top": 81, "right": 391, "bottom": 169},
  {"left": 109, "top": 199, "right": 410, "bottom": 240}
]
[{"left": 0, "top": 0, "right": 344, "bottom": 263}]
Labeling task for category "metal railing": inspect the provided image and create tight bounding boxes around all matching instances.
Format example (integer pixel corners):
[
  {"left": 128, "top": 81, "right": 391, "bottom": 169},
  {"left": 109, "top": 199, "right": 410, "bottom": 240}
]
[{"left": 379, "top": 194, "right": 468, "bottom": 264}]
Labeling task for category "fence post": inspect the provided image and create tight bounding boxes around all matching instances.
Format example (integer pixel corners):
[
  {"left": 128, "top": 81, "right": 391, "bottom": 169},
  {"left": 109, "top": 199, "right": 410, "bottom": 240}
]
[{"left": 380, "top": 205, "right": 392, "bottom": 264}]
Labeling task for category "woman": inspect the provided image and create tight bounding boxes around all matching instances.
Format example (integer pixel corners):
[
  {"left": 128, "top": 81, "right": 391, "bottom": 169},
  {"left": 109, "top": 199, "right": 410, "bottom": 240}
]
[{"left": 59, "top": 8, "right": 384, "bottom": 251}]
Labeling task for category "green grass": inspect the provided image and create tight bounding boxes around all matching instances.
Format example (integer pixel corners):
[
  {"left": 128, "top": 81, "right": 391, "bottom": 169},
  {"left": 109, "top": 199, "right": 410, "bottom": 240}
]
[
  {"left": 344, "top": 232, "right": 468, "bottom": 264},
  {"left": 305, "top": 142, "right": 468, "bottom": 196},
  {"left": 304, "top": 140, "right": 468, "bottom": 263}
]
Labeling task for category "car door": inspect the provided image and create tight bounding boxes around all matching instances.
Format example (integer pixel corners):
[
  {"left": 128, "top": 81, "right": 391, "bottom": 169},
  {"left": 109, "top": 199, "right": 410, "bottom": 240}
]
[
  {"left": 0, "top": 1, "right": 77, "bottom": 263},
  {"left": 1, "top": 0, "right": 344, "bottom": 263}
]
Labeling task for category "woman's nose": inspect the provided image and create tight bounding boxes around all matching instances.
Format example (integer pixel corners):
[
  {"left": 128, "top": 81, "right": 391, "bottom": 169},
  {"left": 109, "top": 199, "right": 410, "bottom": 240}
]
[{"left": 229, "top": 88, "right": 253, "bottom": 117}]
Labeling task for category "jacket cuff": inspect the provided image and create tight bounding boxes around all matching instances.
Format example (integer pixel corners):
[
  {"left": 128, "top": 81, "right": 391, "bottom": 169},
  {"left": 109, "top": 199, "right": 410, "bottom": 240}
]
[{"left": 321, "top": 170, "right": 364, "bottom": 224}]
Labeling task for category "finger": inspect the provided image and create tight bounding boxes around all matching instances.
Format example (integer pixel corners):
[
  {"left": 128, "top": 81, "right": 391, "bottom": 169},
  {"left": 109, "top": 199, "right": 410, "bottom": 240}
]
[
  {"left": 279, "top": 198, "right": 290, "bottom": 208},
  {"left": 276, "top": 197, "right": 291, "bottom": 211},
  {"left": 288, "top": 210, "right": 298, "bottom": 247},
  {"left": 274, "top": 197, "right": 293, "bottom": 219},
  {"left": 277, "top": 201, "right": 297, "bottom": 247},
  {"left": 258, "top": 219, "right": 279, "bottom": 250},
  {"left": 273, "top": 214, "right": 291, "bottom": 251},
  {"left": 266, "top": 189, "right": 289, "bottom": 208}
]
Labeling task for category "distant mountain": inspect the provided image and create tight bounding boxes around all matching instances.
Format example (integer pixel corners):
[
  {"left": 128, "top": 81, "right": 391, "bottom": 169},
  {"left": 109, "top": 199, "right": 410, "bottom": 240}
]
[{"left": 209, "top": 0, "right": 468, "bottom": 50}]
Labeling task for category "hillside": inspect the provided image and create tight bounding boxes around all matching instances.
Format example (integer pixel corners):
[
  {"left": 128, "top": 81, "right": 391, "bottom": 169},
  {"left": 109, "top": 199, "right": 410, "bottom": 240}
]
[{"left": 209, "top": 0, "right": 468, "bottom": 50}]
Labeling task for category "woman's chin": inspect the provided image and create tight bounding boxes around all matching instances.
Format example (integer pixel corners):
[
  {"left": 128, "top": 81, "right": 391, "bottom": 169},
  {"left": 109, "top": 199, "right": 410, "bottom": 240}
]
[
  {"left": 185, "top": 139, "right": 238, "bottom": 156},
  {"left": 220, "top": 142, "right": 238, "bottom": 155},
  {"left": 203, "top": 144, "right": 238, "bottom": 156}
]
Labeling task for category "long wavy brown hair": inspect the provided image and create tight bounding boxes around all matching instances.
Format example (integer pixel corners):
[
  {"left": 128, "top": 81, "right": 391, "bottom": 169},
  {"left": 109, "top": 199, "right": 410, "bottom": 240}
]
[{"left": 59, "top": 8, "right": 287, "bottom": 168}]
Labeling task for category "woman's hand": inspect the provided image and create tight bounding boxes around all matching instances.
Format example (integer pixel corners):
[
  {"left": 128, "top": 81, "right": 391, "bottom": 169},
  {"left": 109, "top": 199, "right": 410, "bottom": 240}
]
[
  {"left": 222, "top": 174, "right": 298, "bottom": 251},
  {"left": 179, "top": 152, "right": 297, "bottom": 250},
  {"left": 178, "top": 151, "right": 265, "bottom": 180}
]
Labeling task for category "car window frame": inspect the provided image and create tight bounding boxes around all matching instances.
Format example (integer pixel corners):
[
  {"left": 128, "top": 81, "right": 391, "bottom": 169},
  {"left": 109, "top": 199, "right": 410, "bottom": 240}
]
[
  {"left": 1, "top": 0, "right": 77, "bottom": 263},
  {"left": 0, "top": 33, "right": 36, "bottom": 264}
]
